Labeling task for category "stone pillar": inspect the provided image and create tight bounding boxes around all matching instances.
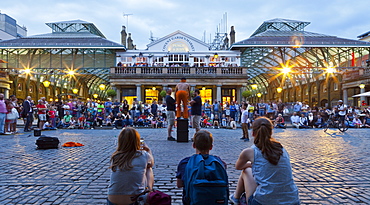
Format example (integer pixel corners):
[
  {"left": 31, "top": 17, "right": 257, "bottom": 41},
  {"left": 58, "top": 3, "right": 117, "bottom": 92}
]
[
  {"left": 116, "top": 87, "right": 121, "bottom": 102},
  {"left": 360, "top": 87, "right": 366, "bottom": 105},
  {"left": 136, "top": 84, "right": 142, "bottom": 102},
  {"left": 216, "top": 85, "right": 222, "bottom": 102},
  {"left": 236, "top": 86, "right": 241, "bottom": 103},
  {"left": 4, "top": 89, "right": 9, "bottom": 99},
  {"left": 343, "top": 88, "right": 348, "bottom": 105}
]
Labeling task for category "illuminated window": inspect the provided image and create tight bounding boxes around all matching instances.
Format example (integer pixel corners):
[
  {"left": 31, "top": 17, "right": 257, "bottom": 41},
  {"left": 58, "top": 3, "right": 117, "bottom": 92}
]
[
  {"left": 333, "top": 83, "right": 338, "bottom": 91},
  {"left": 305, "top": 87, "right": 308, "bottom": 95},
  {"left": 29, "top": 85, "right": 33, "bottom": 93},
  {"left": 313, "top": 86, "right": 317, "bottom": 94},
  {"left": 145, "top": 89, "right": 158, "bottom": 104},
  {"left": 39, "top": 87, "right": 43, "bottom": 94},
  {"left": 323, "top": 84, "right": 327, "bottom": 93},
  {"left": 199, "top": 89, "right": 212, "bottom": 103}
]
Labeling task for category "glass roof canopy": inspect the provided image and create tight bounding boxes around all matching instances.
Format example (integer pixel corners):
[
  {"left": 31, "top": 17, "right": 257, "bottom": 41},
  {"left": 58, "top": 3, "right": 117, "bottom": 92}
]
[
  {"left": 0, "top": 20, "right": 125, "bottom": 98},
  {"left": 231, "top": 18, "right": 370, "bottom": 91}
]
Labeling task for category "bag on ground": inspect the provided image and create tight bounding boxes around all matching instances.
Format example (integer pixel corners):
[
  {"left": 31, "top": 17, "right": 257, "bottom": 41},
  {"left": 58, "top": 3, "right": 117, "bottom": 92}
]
[
  {"left": 184, "top": 154, "right": 229, "bottom": 205},
  {"left": 36, "top": 135, "right": 60, "bottom": 149}
]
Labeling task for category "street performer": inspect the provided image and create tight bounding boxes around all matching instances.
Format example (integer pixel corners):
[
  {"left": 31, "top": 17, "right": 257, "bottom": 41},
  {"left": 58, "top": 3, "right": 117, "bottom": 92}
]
[{"left": 175, "top": 77, "right": 190, "bottom": 119}]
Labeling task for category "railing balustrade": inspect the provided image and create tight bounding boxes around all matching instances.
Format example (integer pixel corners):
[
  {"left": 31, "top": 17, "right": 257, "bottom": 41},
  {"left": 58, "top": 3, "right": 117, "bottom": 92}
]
[{"left": 111, "top": 66, "right": 245, "bottom": 76}]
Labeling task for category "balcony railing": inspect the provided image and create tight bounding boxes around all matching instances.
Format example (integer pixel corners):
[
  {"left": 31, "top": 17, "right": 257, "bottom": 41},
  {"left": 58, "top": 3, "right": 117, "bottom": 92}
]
[{"left": 110, "top": 66, "right": 246, "bottom": 77}]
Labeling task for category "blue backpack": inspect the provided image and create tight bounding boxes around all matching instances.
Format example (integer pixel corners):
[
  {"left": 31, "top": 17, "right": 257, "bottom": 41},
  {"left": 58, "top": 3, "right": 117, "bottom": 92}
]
[{"left": 184, "top": 154, "right": 229, "bottom": 205}]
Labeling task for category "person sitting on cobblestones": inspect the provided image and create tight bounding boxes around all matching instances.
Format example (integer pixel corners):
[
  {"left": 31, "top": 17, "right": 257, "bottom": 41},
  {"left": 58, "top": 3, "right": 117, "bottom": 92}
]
[
  {"left": 62, "top": 111, "right": 72, "bottom": 128},
  {"left": 176, "top": 130, "right": 227, "bottom": 205},
  {"left": 274, "top": 114, "right": 286, "bottom": 129},
  {"left": 230, "top": 117, "right": 300, "bottom": 205},
  {"left": 85, "top": 112, "right": 95, "bottom": 129},
  {"left": 108, "top": 127, "right": 154, "bottom": 205},
  {"left": 362, "top": 113, "right": 370, "bottom": 128},
  {"left": 290, "top": 112, "right": 300, "bottom": 129},
  {"left": 113, "top": 113, "right": 125, "bottom": 130}
]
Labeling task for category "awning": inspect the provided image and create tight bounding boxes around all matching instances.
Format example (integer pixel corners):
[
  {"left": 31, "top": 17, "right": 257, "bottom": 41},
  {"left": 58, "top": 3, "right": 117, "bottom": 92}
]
[
  {"left": 0, "top": 59, "right": 8, "bottom": 63},
  {"left": 352, "top": 91, "right": 370, "bottom": 97}
]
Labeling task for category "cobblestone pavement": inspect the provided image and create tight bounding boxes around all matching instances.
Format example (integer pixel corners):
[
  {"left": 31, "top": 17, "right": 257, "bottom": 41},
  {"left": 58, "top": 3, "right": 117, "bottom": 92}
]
[{"left": 1, "top": 127, "right": 370, "bottom": 204}]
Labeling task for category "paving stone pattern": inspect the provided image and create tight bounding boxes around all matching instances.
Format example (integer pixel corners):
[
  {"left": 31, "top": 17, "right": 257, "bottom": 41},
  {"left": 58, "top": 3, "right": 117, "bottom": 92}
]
[{"left": 1, "top": 127, "right": 370, "bottom": 204}]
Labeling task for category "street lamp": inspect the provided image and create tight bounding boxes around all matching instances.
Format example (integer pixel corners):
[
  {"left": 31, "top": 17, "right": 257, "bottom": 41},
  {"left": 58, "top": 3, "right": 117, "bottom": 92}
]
[
  {"left": 251, "top": 83, "right": 258, "bottom": 90},
  {"left": 257, "top": 93, "right": 262, "bottom": 98},
  {"left": 281, "top": 67, "right": 291, "bottom": 74},
  {"left": 93, "top": 94, "right": 98, "bottom": 99},
  {"left": 42, "top": 80, "right": 51, "bottom": 88},
  {"left": 359, "top": 83, "right": 366, "bottom": 89},
  {"left": 99, "top": 84, "right": 106, "bottom": 91},
  {"left": 214, "top": 53, "right": 219, "bottom": 59},
  {"left": 152, "top": 87, "right": 156, "bottom": 90},
  {"left": 277, "top": 87, "right": 283, "bottom": 93},
  {"left": 202, "top": 86, "right": 206, "bottom": 90},
  {"left": 72, "top": 88, "right": 79, "bottom": 94}
]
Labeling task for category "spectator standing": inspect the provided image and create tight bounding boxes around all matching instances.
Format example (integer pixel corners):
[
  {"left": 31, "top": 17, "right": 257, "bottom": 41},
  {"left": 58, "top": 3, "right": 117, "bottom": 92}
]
[
  {"left": 21, "top": 96, "right": 33, "bottom": 132},
  {"left": 0, "top": 94, "right": 8, "bottom": 134},
  {"left": 112, "top": 99, "right": 120, "bottom": 117},
  {"left": 104, "top": 99, "right": 113, "bottom": 117},
  {"left": 240, "top": 103, "right": 250, "bottom": 141},
  {"left": 121, "top": 100, "right": 129, "bottom": 114},
  {"left": 10, "top": 95, "right": 19, "bottom": 132},
  {"left": 293, "top": 101, "right": 302, "bottom": 115},
  {"left": 149, "top": 100, "right": 157, "bottom": 117},
  {"left": 36, "top": 100, "right": 47, "bottom": 130},
  {"left": 212, "top": 99, "right": 222, "bottom": 119},
  {"left": 204, "top": 100, "right": 212, "bottom": 118},
  {"left": 235, "top": 101, "right": 241, "bottom": 123},
  {"left": 190, "top": 89, "right": 202, "bottom": 133},
  {"left": 5, "top": 102, "right": 18, "bottom": 134},
  {"left": 165, "top": 88, "right": 176, "bottom": 141},
  {"left": 257, "top": 100, "right": 266, "bottom": 117}
]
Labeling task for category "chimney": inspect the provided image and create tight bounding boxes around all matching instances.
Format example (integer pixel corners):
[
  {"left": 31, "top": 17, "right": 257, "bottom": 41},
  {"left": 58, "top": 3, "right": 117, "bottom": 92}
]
[
  {"left": 127, "top": 33, "right": 134, "bottom": 50},
  {"left": 121, "top": 26, "right": 127, "bottom": 47},
  {"left": 230, "top": 26, "right": 235, "bottom": 45}
]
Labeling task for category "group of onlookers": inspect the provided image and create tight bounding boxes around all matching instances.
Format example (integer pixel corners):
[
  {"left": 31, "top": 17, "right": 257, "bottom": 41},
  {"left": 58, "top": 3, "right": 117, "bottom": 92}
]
[
  {"left": 2, "top": 93, "right": 369, "bottom": 133},
  {"left": 289, "top": 100, "right": 370, "bottom": 129}
]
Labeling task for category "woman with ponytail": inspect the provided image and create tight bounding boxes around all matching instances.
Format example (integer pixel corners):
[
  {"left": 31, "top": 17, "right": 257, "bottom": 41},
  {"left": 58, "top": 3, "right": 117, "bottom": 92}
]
[{"left": 229, "top": 117, "right": 300, "bottom": 205}]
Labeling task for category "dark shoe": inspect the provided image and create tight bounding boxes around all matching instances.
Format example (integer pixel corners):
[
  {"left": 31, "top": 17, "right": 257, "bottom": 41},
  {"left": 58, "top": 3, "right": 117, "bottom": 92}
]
[
  {"left": 244, "top": 138, "right": 250, "bottom": 142},
  {"left": 167, "top": 136, "right": 176, "bottom": 141},
  {"left": 240, "top": 137, "right": 246, "bottom": 140},
  {"left": 24, "top": 130, "right": 31, "bottom": 132}
]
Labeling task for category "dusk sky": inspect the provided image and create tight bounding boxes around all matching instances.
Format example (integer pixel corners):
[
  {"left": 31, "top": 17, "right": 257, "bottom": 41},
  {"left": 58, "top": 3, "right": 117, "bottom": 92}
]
[{"left": 2, "top": 0, "right": 370, "bottom": 48}]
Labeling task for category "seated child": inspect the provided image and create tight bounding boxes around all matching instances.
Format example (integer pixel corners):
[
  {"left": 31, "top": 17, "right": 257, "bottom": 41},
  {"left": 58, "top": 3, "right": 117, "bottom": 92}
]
[
  {"left": 78, "top": 115, "right": 86, "bottom": 129},
  {"left": 105, "top": 114, "right": 113, "bottom": 127},
  {"left": 221, "top": 114, "right": 228, "bottom": 128},
  {"left": 275, "top": 114, "right": 286, "bottom": 129},
  {"left": 43, "top": 119, "right": 57, "bottom": 130},
  {"left": 353, "top": 116, "right": 363, "bottom": 128},
  {"left": 176, "top": 130, "right": 228, "bottom": 205},
  {"left": 213, "top": 114, "right": 220, "bottom": 129},
  {"left": 229, "top": 118, "right": 237, "bottom": 129}
]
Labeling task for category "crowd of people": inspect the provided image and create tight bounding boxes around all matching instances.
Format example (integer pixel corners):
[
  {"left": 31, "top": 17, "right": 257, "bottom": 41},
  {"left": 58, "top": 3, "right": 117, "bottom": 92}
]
[{"left": 1, "top": 90, "right": 370, "bottom": 135}]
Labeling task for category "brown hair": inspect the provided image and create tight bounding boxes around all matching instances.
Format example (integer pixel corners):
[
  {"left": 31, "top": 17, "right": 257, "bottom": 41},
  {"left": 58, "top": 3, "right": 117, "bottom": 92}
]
[
  {"left": 110, "top": 127, "right": 141, "bottom": 171},
  {"left": 252, "top": 117, "right": 283, "bottom": 165},
  {"left": 193, "top": 130, "right": 213, "bottom": 152}
]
